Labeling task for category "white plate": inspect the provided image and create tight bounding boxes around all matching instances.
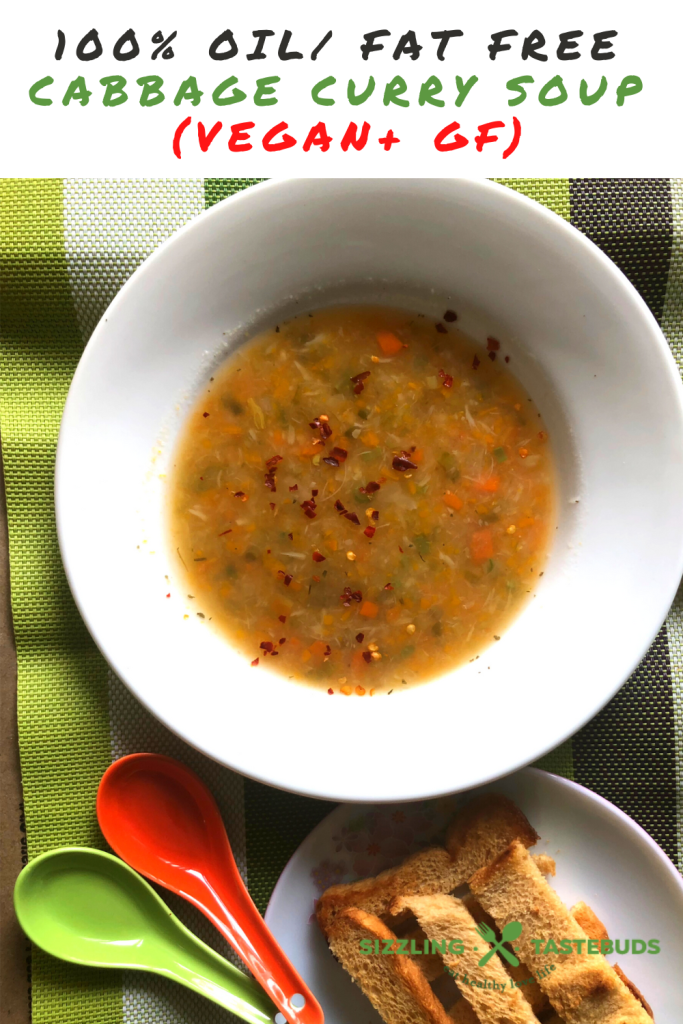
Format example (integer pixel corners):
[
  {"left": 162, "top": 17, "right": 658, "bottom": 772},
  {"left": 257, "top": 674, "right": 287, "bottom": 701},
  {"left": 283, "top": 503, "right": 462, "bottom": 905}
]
[
  {"left": 264, "top": 768, "right": 683, "bottom": 1024},
  {"left": 55, "top": 178, "right": 683, "bottom": 801}
]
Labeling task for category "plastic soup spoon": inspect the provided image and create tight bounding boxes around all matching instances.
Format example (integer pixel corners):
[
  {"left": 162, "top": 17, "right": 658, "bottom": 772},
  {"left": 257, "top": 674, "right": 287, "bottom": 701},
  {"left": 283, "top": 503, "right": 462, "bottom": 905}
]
[
  {"left": 13, "top": 848, "right": 277, "bottom": 1024},
  {"left": 97, "top": 753, "right": 323, "bottom": 1024}
]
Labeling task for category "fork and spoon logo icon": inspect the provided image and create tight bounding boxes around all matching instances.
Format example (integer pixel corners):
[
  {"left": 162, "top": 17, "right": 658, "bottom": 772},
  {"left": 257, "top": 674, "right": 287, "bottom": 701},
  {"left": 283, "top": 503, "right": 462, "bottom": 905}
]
[{"left": 475, "top": 921, "right": 523, "bottom": 968}]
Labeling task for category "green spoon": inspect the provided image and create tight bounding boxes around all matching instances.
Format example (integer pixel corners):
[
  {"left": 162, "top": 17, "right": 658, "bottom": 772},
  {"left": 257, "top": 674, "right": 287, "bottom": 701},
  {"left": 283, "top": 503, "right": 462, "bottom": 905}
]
[{"left": 14, "top": 848, "right": 277, "bottom": 1024}]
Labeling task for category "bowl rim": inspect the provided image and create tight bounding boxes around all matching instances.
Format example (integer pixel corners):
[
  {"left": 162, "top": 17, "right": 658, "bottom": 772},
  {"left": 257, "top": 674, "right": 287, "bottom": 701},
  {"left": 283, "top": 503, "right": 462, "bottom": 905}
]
[{"left": 55, "top": 178, "right": 683, "bottom": 802}]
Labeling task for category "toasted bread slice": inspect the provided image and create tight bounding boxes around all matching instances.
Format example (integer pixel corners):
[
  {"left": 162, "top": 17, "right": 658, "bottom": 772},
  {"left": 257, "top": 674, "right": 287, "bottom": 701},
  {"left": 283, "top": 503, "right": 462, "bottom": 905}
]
[
  {"left": 317, "top": 847, "right": 465, "bottom": 936},
  {"left": 390, "top": 893, "right": 540, "bottom": 1024},
  {"left": 445, "top": 794, "right": 539, "bottom": 870},
  {"left": 448, "top": 999, "right": 480, "bottom": 1022},
  {"left": 570, "top": 904, "right": 653, "bottom": 1019},
  {"left": 570, "top": 902, "right": 608, "bottom": 942},
  {"left": 326, "top": 907, "right": 453, "bottom": 1024},
  {"left": 613, "top": 965, "right": 653, "bottom": 1019},
  {"left": 318, "top": 794, "right": 539, "bottom": 937},
  {"left": 469, "top": 840, "right": 652, "bottom": 1023}
]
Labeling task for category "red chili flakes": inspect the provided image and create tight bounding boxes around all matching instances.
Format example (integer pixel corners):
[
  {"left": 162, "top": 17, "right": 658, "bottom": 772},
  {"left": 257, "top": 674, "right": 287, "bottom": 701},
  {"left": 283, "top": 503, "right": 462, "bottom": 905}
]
[
  {"left": 364, "top": 526, "right": 376, "bottom": 539},
  {"left": 488, "top": 351, "right": 497, "bottom": 362},
  {"left": 443, "top": 309, "right": 458, "bottom": 322},
  {"left": 251, "top": 658, "right": 259, "bottom": 667},
  {"left": 435, "top": 323, "right": 447, "bottom": 334},
  {"left": 362, "top": 651, "right": 372, "bottom": 663},
  {"left": 277, "top": 570, "right": 293, "bottom": 586},
  {"left": 330, "top": 446, "right": 348, "bottom": 463},
  {"left": 486, "top": 337, "right": 500, "bottom": 351},
  {"left": 350, "top": 370, "right": 371, "bottom": 395},
  {"left": 269, "top": 502, "right": 276, "bottom": 511},
  {"left": 472, "top": 355, "right": 480, "bottom": 370},
  {"left": 233, "top": 491, "right": 248, "bottom": 501},
  {"left": 384, "top": 582, "right": 393, "bottom": 590},
  {"left": 356, "top": 632, "right": 365, "bottom": 643},
  {"left": 335, "top": 499, "right": 346, "bottom": 513},
  {"left": 438, "top": 369, "right": 454, "bottom": 388},
  {"left": 166, "top": 592, "right": 171, "bottom": 598},
  {"left": 505, "top": 355, "right": 510, "bottom": 363},
  {"left": 327, "top": 688, "right": 334, "bottom": 695},
  {"left": 203, "top": 412, "right": 210, "bottom": 418},
  {"left": 360, "top": 480, "right": 380, "bottom": 495},
  {"left": 399, "top": 545, "right": 404, "bottom": 553},
  {"left": 344, "top": 511, "right": 360, "bottom": 525},
  {"left": 301, "top": 498, "right": 317, "bottom": 519},
  {"left": 324, "top": 644, "right": 332, "bottom": 657},
  {"left": 312, "top": 574, "right": 321, "bottom": 582},
  {"left": 309, "top": 415, "right": 333, "bottom": 440},
  {"left": 392, "top": 452, "right": 418, "bottom": 472},
  {"left": 312, "top": 488, "right": 319, "bottom": 497},
  {"left": 341, "top": 587, "right": 363, "bottom": 607},
  {"left": 312, "top": 550, "right": 326, "bottom": 562},
  {"left": 279, "top": 637, "right": 286, "bottom": 645},
  {"left": 289, "top": 484, "right": 298, "bottom": 491},
  {"left": 288, "top": 532, "right": 293, "bottom": 540},
  {"left": 260, "top": 641, "right": 274, "bottom": 653},
  {"left": 371, "top": 509, "right": 379, "bottom": 521},
  {"left": 264, "top": 454, "right": 283, "bottom": 491},
  {"left": 278, "top": 614, "right": 287, "bottom": 623},
  {"left": 218, "top": 529, "right": 232, "bottom": 537}
]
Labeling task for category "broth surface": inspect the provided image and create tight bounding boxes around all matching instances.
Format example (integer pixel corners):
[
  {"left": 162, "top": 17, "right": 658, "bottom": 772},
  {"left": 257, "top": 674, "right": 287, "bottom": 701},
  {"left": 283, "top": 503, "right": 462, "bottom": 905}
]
[{"left": 168, "top": 306, "right": 555, "bottom": 693}]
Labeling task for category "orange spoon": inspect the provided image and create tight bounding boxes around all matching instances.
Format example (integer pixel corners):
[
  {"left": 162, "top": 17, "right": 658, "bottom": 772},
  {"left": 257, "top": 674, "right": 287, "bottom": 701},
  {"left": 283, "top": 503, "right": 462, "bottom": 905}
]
[{"left": 97, "top": 753, "right": 323, "bottom": 1024}]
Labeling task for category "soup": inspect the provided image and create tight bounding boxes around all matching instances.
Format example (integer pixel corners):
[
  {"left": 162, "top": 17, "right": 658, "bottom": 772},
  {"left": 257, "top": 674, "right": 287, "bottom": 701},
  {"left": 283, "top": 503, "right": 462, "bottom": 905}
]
[{"left": 168, "top": 306, "right": 555, "bottom": 694}]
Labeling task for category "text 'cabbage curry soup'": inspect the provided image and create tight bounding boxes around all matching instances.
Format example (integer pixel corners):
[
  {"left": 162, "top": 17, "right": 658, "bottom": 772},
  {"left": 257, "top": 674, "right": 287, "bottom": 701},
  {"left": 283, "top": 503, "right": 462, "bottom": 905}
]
[{"left": 168, "top": 306, "right": 555, "bottom": 694}]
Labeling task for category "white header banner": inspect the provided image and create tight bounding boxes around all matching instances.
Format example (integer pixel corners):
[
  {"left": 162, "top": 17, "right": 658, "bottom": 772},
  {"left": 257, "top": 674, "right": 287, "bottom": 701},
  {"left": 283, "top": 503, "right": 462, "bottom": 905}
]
[{"left": 1, "top": 0, "right": 680, "bottom": 175}]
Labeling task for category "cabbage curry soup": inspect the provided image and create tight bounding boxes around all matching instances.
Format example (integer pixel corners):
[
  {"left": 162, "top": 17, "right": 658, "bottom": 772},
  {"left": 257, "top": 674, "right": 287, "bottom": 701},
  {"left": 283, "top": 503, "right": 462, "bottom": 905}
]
[{"left": 168, "top": 306, "right": 555, "bottom": 694}]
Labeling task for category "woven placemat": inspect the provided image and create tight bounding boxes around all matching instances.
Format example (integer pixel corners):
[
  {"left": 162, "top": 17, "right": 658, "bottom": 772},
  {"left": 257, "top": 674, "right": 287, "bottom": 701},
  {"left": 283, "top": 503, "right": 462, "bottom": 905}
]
[{"left": 1, "top": 178, "right": 681, "bottom": 1024}]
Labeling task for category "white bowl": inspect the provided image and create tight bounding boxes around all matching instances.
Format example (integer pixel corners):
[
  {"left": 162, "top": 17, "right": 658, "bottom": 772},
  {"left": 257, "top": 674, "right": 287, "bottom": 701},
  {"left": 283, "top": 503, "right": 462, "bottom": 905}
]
[{"left": 56, "top": 178, "right": 683, "bottom": 803}]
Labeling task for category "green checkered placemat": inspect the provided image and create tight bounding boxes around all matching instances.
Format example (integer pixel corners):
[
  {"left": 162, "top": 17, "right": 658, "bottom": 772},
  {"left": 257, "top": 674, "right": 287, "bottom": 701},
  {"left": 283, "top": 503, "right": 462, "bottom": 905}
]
[{"left": 1, "top": 178, "right": 682, "bottom": 1024}]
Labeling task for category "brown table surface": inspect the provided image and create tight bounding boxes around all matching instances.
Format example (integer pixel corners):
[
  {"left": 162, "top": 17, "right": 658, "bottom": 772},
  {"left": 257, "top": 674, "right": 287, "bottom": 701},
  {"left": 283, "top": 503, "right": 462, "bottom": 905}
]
[{"left": 0, "top": 442, "right": 31, "bottom": 1023}]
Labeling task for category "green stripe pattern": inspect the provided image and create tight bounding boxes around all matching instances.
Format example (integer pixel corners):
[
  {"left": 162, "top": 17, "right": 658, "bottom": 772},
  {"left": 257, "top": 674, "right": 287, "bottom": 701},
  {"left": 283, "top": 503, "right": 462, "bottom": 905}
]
[{"left": 1, "top": 178, "right": 682, "bottom": 1024}]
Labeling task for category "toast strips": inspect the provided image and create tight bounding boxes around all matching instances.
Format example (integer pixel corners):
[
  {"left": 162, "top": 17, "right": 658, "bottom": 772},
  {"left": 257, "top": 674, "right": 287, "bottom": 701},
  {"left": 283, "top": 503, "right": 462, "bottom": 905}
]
[
  {"left": 469, "top": 839, "right": 653, "bottom": 1024},
  {"left": 316, "top": 794, "right": 538, "bottom": 935},
  {"left": 318, "top": 794, "right": 654, "bottom": 1024}
]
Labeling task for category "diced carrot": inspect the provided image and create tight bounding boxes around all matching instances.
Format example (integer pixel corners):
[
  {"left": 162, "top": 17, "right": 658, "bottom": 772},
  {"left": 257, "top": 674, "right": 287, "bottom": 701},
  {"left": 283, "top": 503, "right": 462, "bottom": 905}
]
[
  {"left": 518, "top": 517, "right": 535, "bottom": 527},
  {"left": 475, "top": 476, "right": 500, "bottom": 493},
  {"left": 377, "top": 331, "right": 404, "bottom": 356},
  {"left": 309, "top": 640, "right": 327, "bottom": 657},
  {"left": 443, "top": 491, "right": 463, "bottom": 511},
  {"left": 411, "top": 449, "right": 423, "bottom": 463},
  {"left": 471, "top": 529, "right": 494, "bottom": 562},
  {"left": 385, "top": 605, "right": 402, "bottom": 623},
  {"left": 360, "top": 600, "right": 379, "bottom": 618},
  {"left": 362, "top": 430, "right": 379, "bottom": 446}
]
